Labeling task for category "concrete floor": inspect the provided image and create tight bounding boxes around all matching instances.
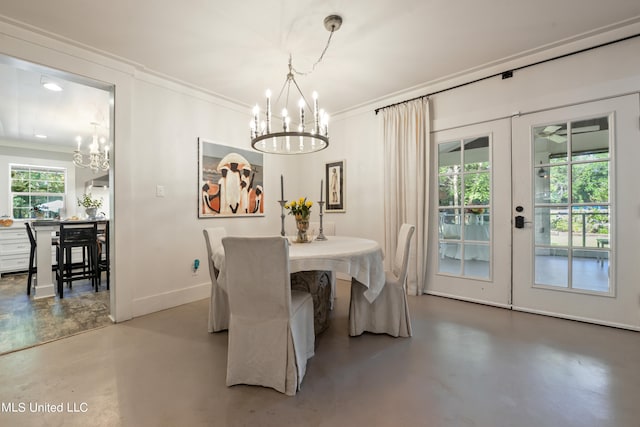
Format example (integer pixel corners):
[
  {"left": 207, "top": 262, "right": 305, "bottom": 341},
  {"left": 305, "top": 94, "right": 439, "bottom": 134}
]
[{"left": 0, "top": 280, "right": 639, "bottom": 427}]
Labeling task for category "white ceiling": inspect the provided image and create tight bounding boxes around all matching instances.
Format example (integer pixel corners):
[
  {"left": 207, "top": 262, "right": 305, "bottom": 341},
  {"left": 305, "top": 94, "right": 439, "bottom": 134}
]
[{"left": 1, "top": 0, "right": 640, "bottom": 149}]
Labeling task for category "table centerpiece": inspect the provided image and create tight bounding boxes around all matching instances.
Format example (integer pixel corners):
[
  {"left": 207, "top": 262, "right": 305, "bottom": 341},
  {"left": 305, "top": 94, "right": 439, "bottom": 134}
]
[{"left": 285, "top": 197, "right": 313, "bottom": 243}]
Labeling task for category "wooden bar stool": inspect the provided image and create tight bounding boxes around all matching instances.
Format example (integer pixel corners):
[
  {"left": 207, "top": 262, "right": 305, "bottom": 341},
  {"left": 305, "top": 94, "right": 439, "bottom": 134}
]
[
  {"left": 55, "top": 223, "right": 99, "bottom": 298},
  {"left": 97, "top": 221, "right": 110, "bottom": 290}
]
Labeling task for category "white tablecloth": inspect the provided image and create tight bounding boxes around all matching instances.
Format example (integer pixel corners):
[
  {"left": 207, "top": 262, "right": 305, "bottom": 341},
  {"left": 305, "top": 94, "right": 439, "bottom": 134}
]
[{"left": 213, "top": 236, "right": 385, "bottom": 303}]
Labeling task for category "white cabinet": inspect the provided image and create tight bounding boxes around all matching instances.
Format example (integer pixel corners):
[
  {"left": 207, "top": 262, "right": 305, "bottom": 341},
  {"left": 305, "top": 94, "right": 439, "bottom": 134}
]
[
  {"left": 0, "top": 223, "right": 87, "bottom": 275},
  {"left": 0, "top": 226, "right": 30, "bottom": 274}
]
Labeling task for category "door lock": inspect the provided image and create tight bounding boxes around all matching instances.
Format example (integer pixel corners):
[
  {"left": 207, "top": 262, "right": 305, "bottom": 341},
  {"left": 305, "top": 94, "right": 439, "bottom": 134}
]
[{"left": 514, "top": 215, "right": 532, "bottom": 229}]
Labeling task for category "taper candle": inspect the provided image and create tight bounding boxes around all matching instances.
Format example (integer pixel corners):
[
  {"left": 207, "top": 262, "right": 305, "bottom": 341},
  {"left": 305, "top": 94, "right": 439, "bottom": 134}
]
[
  {"left": 320, "top": 179, "right": 323, "bottom": 203},
  {"left": 280, "top": 174, "right": 284, "bottom": 200}
]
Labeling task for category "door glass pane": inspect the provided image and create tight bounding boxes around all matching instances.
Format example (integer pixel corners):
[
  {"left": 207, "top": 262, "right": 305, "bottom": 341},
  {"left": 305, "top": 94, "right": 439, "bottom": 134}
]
[
  {"left": 438, "top": 136, "right": 491, "bottom": 279},
  {"left": 439, "top": 175, "right": 460, "bottom": 206},
  {"left": 439, "top": 244, "right": 462, "bottom": 275},
  {"left": 464, "top": 172, "right": 490, "bottom": 206},
  {"left": 535, "top": 164, "right": 567, "bottom": 203},
  {"left": 535, "top": 247, "right": 568, "bottom": 287},
  {"left": 572, "top": 162, "right": 609, "bottom": 203},
  {"left": 571, "top": 117, "right": 609, "bottom": 161},
  {"left": 439, "top": 210, "right": 461, "bottom": 239},
  {"left": 535, "top": 207, "right": 569, "bottom": 246},
  {"left": 439, "top": 140, "right": 461, "bottom": 173},
  {"left": 464, "top": 212, "right": 490, "bottom": 241},
  {"left": 571, "top": 206, "right": 609, "bottom": 248},
  {"left": 532, "top": 115, "right": 611, "bottom": 294},
  {"left": 534, "top": 123, "right": 568, "bottom": 162},
  {"left": 572, "top": 249, "right": 609, "bottom": 292},
  {"left": 463, "top": 249, "right": 490, "bottom": 278},
  {"left": 463, "top": 136, "right": 489, "bottom": 171}
]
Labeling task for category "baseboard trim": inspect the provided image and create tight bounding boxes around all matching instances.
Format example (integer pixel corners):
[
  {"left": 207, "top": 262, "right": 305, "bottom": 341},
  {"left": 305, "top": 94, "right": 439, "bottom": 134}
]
[
  {"left": 132, "top": 282, "right": 210, "bottom": 318},
  {"left": 424, "top": 290, "right": 512, "bottom": 309},
  {"left": 512, "top": 305, "right": 640, "bottom": 332},
  {"left": 424, "top": 290, "right": 640, "bottom": 331}
]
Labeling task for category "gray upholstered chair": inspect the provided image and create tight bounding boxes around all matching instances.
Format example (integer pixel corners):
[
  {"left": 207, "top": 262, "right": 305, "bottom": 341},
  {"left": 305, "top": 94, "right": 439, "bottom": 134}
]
[
  {"left": 203, "top": 227, "right": 229, "bottom": 332},
  {"left": 349, "top": 223, "right": 415, "bottom": 337},
  {"left": 222, "top": 236, "right": 315, "bottom": 396}
]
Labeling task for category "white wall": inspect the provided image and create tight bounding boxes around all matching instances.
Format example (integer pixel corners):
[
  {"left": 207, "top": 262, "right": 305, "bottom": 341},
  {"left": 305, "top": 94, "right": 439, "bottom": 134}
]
[
  {"left": 308, "top": 110, "right": 384, "bottom": 244},
  {"left": 428, "top": 36, "right": 640, "bottom": 132},
  {"left": 125, "top": 75, "right": 291, "bottom": 312}
]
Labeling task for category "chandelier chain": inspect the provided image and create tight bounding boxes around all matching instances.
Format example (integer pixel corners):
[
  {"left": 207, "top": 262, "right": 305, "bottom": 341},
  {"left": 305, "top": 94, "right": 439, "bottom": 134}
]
[{"left": 291, "top": 25, "right": 337, "bottom": 77}]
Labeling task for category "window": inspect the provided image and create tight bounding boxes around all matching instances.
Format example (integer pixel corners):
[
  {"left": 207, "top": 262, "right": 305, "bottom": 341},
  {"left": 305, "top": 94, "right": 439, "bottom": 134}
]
[{"left": 10, "top": 164, "right": 66, "bottom": 219}]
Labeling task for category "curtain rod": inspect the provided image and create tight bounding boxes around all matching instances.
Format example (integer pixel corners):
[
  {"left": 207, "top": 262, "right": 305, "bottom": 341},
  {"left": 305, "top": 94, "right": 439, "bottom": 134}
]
[{"left": 374, "top": 32, "right": 640, "bottom": 115}]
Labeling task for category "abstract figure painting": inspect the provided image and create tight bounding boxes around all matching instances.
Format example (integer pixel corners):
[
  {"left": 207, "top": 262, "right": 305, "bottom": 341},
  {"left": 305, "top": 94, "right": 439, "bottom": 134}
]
[
  {"left": 325, "top": 160, "right": 345, "bottom": 212},
  {"left": 198, "top": 138, "right": 264, "bottom": 218}
]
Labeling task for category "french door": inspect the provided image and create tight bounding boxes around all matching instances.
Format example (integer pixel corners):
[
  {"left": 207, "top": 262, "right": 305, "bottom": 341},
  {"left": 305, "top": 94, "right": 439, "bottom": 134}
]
[
  {"left": 512, "top": 94, "right": 640, "bottom": 329},
  {"left": 427, "top": 94, "right": 640, "bottom": 330},
  {"left": 426, "top": 119, "right": 512, "bottom": 307}
]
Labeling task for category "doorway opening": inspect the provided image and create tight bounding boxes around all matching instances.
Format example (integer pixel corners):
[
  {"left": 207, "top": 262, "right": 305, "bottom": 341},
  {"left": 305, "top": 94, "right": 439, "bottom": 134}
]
[{"left": 0, "top": 54, "right": 114, "bottom": 354}]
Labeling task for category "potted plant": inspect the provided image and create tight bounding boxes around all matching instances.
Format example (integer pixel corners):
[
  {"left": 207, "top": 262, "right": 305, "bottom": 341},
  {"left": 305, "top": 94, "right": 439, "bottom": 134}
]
[{"left": 77, "top": 193, "right": 103, "bottom": 219}]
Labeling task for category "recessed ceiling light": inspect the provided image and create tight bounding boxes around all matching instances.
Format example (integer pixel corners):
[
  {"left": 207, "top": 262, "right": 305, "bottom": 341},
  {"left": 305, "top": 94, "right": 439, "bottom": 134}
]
[
  {"left": 34, "top": 134, "right": 47, "bottom": 139},
  {"left": 41, "top": 76, "right": 63, "bottom": 92},
  {"left": 42, "top": 82, "right": 63, "bottom": 92}
]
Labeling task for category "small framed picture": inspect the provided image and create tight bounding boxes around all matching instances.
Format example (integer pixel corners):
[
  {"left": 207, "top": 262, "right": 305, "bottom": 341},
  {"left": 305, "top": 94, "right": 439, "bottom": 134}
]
[{"left": 325, "top": 160, "right": 345, "bottom": 212}]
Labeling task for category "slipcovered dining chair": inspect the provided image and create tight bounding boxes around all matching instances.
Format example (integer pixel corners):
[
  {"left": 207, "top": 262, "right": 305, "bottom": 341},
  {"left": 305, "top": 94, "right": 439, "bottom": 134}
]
[
  {"left": 222, "top": 236, "right": 315, "bottom": 396},
  {"left": 349, "top": 223, "right": 415, "bottom": 337},
  {"left": 203, "top": 227, "right": 229, "bottom": 332}
]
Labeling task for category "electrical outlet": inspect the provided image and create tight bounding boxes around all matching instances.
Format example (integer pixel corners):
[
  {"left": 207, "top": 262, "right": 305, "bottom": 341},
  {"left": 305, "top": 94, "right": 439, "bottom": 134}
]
[{"left": 191, "top": 259, "right": 200, "bottom": 276}]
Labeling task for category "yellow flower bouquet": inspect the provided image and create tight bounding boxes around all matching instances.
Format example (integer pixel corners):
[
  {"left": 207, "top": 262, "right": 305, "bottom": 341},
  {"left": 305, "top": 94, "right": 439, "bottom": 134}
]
[
  {"left": 285, "top": 197, "right": 313, "bottom": 220},
  {"left": 285, "top": 197, "right": 313, "bottom": 242}
]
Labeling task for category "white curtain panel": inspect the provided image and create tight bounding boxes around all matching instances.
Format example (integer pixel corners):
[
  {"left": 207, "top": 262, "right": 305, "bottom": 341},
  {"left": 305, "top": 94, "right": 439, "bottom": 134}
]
[{"left": 380, "top": 98, "right": 430, "bottom": 295}]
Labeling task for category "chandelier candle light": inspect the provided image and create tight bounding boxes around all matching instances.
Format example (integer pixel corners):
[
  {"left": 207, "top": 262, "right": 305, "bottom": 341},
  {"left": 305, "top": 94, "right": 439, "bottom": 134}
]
[
  {"left": 250, "top": 15, "right": 342, "bottom": 155},
  {"left": 73, "top": 122, "right": 110, "bottom": 172}
]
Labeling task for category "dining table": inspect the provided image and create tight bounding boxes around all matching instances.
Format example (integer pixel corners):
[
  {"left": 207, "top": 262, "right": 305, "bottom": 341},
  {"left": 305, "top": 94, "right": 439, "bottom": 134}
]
[{"left": 211, "top": 235, "right": 386, "bottom": 332}]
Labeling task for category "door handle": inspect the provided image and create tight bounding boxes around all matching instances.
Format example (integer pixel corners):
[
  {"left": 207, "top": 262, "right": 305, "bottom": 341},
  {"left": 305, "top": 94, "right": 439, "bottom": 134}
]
[{"left": 515, "top": 215, "right": 525, "bottom": 229}]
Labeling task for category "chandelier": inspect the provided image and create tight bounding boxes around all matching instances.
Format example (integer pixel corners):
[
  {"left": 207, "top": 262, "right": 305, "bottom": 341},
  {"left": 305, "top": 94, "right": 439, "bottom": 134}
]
[
  {"left": 250, "top": 15, "right": 342, "bottom": 155},
  {"left": 73, "top": 122, "right": 110, "bottom": 172}
]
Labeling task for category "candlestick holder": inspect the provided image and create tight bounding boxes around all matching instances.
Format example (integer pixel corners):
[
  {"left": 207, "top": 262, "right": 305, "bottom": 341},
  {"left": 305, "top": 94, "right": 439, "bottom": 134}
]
[
  {"left": 278, "top": 199, "right": 288, "bottom": 237},
  {"left": 316, "top": 201, "right": 327, "bottom": 240}
]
